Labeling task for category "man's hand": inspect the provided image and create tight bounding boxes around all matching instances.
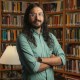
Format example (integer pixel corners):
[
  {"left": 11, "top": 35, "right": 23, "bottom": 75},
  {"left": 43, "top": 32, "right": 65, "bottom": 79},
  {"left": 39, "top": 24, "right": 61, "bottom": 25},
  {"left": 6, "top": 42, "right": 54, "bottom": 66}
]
[{"left": 50, "top": 54, "right": 56, "bottom": 58}]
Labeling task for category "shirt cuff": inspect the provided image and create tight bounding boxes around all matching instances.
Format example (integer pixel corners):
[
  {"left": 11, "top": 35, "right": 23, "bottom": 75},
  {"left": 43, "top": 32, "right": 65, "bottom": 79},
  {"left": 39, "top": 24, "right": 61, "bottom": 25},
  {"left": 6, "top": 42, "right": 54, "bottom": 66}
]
[
  {"left": 33, "top": 62, "right": 40, "bottom": 72},
  {"left": 59, "top": 55, "right": 66, "bottom": 65}
]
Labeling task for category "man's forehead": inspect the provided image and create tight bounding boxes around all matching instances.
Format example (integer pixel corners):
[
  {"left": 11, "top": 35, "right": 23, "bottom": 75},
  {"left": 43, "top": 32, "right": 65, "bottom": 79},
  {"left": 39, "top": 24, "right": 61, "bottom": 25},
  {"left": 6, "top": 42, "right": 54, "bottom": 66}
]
[{"left": 30, "top": 7, "right": 43, "bottom": 13}]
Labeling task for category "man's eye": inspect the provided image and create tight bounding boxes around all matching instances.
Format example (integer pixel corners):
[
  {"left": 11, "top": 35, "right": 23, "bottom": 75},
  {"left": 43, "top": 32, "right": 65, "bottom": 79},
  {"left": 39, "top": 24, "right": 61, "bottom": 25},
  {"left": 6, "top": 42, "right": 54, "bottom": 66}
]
[
  {"left": 39, "top": 13, "right": 44, "bottom": 16},
  {"left": 29, "top": 14, "right": 36, "bottom": 17},
  {"left": 31, "top": 14, "right": 36, "bottom": 17}
]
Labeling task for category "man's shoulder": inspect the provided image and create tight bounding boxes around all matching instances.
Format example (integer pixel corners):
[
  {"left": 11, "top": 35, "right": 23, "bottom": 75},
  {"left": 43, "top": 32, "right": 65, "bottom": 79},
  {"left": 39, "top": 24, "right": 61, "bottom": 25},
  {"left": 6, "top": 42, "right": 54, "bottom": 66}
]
[
  {"left": 18, "top": 33, "right": 25, "bottom": 37},
  {"left": 17, "top": 33, "right": 27, "bottom": 39}
]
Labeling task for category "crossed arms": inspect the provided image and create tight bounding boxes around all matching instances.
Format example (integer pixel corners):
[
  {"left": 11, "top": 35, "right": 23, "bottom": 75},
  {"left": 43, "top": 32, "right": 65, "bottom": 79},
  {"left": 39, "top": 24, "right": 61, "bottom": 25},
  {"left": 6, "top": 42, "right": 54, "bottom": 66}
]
[{"left": 37, "top": 54, "right": 62, "bottom": 72}]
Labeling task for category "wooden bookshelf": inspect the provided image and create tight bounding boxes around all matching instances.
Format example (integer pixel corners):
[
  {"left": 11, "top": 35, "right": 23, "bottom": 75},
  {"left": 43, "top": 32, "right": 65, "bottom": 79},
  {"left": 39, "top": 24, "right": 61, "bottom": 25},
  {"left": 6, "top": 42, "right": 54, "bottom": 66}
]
[
  {"left": 0, "top": 0, "right": 40, "bottom": 79},
  {"left": 41, "top": 0, "right": 80, "bottom": 79},
  {"left": 0, "top": 0, "right": 80, "bottom": 80}
]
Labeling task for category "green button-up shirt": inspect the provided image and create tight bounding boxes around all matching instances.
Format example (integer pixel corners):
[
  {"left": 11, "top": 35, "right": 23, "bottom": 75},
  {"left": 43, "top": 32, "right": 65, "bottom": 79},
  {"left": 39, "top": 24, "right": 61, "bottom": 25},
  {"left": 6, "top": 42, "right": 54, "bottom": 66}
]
[{"left": 16, "top": 31, "right": 66, "bottom": 80}]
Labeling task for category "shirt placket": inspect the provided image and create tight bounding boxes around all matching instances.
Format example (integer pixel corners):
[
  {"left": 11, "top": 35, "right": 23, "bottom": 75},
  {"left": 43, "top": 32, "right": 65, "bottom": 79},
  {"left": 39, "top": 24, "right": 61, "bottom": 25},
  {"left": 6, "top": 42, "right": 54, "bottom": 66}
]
[{"left": 38, "top": 34, "right": 48, "bottom": 80}]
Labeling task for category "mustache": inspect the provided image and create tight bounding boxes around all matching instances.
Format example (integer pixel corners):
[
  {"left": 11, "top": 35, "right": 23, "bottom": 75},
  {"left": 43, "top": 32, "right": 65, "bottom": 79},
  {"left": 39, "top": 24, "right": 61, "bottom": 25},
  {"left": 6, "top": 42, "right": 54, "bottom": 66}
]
[{"left": 34, "top": 20, "right": 41, "bottom": 22}]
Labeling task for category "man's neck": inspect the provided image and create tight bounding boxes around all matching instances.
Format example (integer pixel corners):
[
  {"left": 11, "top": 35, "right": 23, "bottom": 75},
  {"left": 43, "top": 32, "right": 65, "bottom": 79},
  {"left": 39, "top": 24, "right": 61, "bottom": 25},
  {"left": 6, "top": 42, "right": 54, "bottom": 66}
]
[{"left": 35, "top": 27, "right": 41, "bottom": 34}]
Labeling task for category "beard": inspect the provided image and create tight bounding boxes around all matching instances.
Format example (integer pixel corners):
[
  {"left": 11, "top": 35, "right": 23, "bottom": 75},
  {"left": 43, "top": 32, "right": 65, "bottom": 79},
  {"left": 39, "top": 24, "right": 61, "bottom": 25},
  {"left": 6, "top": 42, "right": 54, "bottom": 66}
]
[
  {"left": 30, "top": 20, "right": 43, "bottom": 29},
  {"left": 32, "top": 26, "right": 41, "bottom": 29},
  {"left": 32, "top": 24, "right": 41, "bottom": 29}
]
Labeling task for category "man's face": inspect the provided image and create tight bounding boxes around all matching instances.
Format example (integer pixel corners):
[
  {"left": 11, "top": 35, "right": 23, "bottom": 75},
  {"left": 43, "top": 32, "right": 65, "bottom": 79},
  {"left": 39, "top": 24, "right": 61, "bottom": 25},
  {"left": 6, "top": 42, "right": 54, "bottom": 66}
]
[{"left": 29, "top": 7, "right": 44, "bottom": 29}]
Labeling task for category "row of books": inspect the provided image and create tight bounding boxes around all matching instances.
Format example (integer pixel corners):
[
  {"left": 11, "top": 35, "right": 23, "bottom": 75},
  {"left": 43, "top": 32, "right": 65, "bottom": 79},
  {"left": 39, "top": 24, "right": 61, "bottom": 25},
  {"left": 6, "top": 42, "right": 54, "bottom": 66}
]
[
  {"left": 53, "top": 65, "right": 63, "bottom": 70},
  {"left": 65, "top": 0, "right": 80, "bottom": 10},
  {"left": 65, "top": 44, "right": 80, "bottom": 58},
  {"left": 42, "top": 1, "right": 63, "bottom": 12},
  {"left": 2, "top": 13, "right": 80, "bottom": 27},
  {"left": 65, "top": 28, "right": 80, "bottom": 41},
  {"left": 47, "top": 15, "right": 63, "bottom": 27},
  {"left": 2, "top": 65, "right": 21, "bottom": 70},
  {"left": 1, "top": 29, "right": 22, "bottom": 41},
  {"left": 2, "top": 15, "right": 24, "bottom": 27},
  {"left": 2, "top": 0, "right": 80, "bottom": 13},
  {"left": 0, "top": 65, "right": 22, "bottom": 79},
  {"left": 66, "top": 13, "right": 80, "bottom": 26},
  {"left": 65, "top": 59, "right": 80, "bottom": 73},
  {"left": 1, "top": 1, "right": 38, "bottom": 13},
  {"left": 52, "top": 29, "right": 63, "bottom": 41},
  {"left": 47, "top": 13, "right": 80, "bottom": 27},
  {"left": 50, "top": 28, "right": 80, "bottom": 42}
]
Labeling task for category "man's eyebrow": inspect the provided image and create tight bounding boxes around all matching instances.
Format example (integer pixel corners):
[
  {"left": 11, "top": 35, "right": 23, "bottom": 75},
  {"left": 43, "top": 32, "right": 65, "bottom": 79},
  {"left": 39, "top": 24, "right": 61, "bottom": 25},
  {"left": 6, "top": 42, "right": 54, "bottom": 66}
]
[{"left": 30, "top": 11, "right": 43, "bottom": 13}]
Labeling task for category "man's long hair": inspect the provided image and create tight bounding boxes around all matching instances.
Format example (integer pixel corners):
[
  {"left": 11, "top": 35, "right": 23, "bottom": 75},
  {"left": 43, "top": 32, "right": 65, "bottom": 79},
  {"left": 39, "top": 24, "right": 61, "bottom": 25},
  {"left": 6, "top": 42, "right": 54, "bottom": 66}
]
[{"left": 22, "top": 3, "right": 52, "bottom": 47}]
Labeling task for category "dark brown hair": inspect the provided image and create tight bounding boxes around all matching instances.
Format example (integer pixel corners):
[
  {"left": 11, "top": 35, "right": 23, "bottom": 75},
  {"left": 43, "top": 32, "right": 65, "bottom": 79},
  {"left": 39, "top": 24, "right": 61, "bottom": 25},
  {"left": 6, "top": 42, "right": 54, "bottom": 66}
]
[{"left": 22, "top": 3, "right": 52, "bottom": 47}]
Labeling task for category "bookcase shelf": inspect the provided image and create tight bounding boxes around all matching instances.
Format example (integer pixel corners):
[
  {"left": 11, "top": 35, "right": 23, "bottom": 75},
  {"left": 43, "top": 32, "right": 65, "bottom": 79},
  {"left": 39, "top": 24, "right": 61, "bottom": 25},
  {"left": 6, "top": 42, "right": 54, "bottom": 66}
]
[
  {"left": 0, "top": 68, "right": 21, "bottom": 72},
  {"left": 1, "top": 12, "right": 24, "bottom": 15},
  {"left": 0, "top": 0, "right": 80, "bottom": 80},
  {"left": 46, "top": 11, "right": 63, "bottom": 14},
  {"left": 67, "top": 56, "right": 80, "bottom": 60},
  {"left": 55, "top": 69, "right": 80, "bottom": 77},
  {"left": 65, "top": 9, "right": 80, "bottom": 13},
  {"left": 65, "top": 41, "right": 80, "bottom": 44},
  {"left": 65, "top": 26, "right": 80, "bottom": 28},
  {"left": 1, "top": 26, "right": 23, "bottom": 29}
]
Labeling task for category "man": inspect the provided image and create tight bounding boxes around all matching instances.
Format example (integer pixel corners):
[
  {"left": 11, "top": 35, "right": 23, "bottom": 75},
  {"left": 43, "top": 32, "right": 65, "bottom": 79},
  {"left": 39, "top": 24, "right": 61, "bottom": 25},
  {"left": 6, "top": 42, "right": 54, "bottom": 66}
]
[{"left": 16, "top": 3, "right": 66, "bottom": 80}]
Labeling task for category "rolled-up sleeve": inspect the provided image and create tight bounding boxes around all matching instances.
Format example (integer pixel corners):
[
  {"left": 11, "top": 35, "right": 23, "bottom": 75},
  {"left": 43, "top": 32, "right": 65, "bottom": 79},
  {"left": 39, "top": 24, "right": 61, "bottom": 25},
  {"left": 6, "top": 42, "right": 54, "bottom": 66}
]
[
  {"left": 50, "top": 33, "right": 66, "bottom": 65},
  {"left": 17, "top": 34, "right": 40, "bottom": 73}
]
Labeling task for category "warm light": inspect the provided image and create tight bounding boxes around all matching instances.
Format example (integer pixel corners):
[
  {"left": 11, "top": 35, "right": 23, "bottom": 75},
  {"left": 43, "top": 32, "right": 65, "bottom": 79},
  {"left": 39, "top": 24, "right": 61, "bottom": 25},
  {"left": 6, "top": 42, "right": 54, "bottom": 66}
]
[{"left": 0, "top": 45, "right": 21, "bottom": 65}]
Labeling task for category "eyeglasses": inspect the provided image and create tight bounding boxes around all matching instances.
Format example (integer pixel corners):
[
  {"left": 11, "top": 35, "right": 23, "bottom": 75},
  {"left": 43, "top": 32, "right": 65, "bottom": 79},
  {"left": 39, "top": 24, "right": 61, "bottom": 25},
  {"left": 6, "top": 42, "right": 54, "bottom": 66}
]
[{"left": 29, "top": 13, "right": 44, "bottom": 18}]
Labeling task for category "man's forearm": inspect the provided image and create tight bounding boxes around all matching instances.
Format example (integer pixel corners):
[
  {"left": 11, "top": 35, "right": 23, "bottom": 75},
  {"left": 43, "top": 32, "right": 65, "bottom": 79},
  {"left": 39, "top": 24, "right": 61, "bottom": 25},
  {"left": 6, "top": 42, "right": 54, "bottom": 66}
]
[
  {"left": 37, "top": 55, "right": 62, "bottom": 72},
  {"left": 38, "top": 55, "right": 62, "bottom": 66},
  {"left": 38, "top": 63, "right": 50, "bottom": 72},
  {"left": 42, "top": 57, "right": 62, "bottom": 66}
]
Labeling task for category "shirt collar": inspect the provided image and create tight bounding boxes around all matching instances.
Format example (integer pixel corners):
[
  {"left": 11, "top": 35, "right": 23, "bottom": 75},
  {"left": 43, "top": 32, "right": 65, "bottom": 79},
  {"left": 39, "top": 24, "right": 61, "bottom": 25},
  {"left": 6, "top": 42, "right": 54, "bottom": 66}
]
[{"left": 31, "top": 28, "right": 42, "bottom": 35}]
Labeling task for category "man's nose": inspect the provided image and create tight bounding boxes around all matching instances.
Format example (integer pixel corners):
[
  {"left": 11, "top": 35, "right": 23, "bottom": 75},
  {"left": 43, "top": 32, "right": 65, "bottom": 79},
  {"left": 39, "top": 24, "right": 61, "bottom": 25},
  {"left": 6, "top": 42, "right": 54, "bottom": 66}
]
[{"left": 35, "top": 14, "right": 39, "bottom": 20}]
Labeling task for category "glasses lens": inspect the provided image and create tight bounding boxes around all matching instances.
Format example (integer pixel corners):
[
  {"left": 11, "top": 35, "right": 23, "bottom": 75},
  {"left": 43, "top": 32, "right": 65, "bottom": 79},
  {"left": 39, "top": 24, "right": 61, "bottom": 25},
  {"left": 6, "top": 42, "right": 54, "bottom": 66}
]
[{"left": 29, "top": 13, "right": 44, "bottom": 18}]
